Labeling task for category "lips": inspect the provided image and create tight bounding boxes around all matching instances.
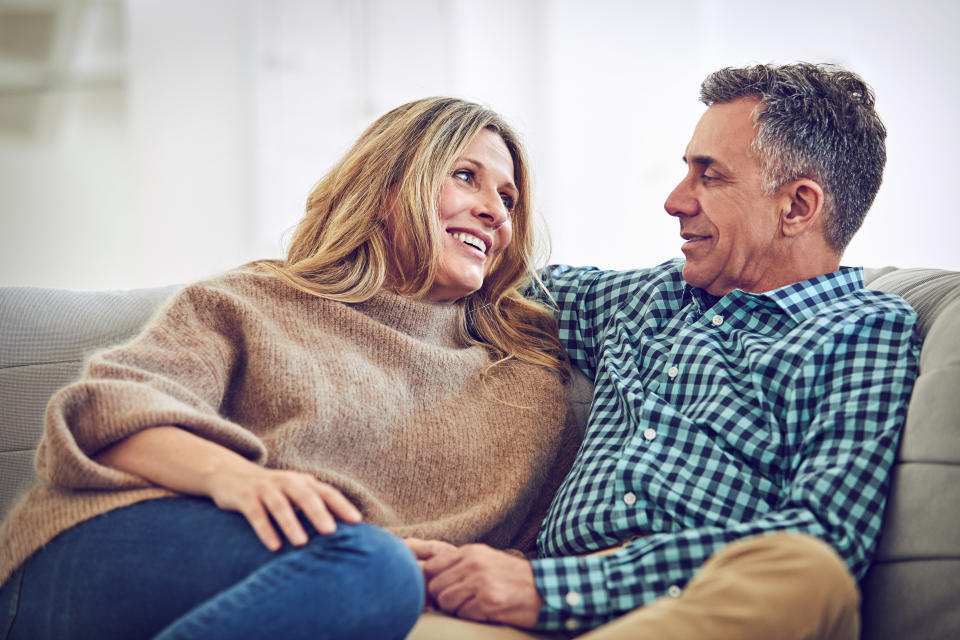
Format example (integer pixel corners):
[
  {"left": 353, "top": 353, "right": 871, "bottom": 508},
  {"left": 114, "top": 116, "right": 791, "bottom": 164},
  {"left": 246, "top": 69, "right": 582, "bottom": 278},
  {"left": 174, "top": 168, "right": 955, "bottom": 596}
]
[
  {"left": 680, "top": 231, "right": 712, "bottom": 256},
  {"left": 447, "top": 229, "right": 492, "bottom": 255}
]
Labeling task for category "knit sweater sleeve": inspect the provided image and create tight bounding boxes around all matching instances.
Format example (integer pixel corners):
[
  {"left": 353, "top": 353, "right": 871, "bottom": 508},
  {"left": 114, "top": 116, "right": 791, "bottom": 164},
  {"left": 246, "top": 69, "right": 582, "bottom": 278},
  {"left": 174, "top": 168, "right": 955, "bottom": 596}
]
[
  {"left": 503, "top": 372, "right": 590, "bottom": 556},
  {"left": 36, "top": 278, "right": 269, "bottom": 490}
]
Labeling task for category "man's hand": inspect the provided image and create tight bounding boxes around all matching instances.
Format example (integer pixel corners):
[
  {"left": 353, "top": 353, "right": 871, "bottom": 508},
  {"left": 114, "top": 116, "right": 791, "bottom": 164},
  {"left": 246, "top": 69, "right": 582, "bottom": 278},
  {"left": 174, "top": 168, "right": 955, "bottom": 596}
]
[{"left": 406, "top": 539, "right": 544, "bottom": 628}]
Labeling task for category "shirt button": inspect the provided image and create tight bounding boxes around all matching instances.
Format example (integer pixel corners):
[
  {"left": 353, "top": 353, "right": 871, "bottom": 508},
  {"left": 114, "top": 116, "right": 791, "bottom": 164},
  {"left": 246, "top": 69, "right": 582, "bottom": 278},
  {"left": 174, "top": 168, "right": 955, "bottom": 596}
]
[
  {"left": 565, "top": 591, "right": 582, "bottom": 606},
  {"left": 711, "top": 314, "right": 724, "bottom": 326},
  {"left": 565, "top": 618, "right": 580, "bottom": 631},
  {"left": 643, "top": 428, "right": 656, "bottom": 441},
  {"left": 668, "top": 585, "right": 682, "bottom": 598},
  {"left": 667, "top": 366, "right": 679, "bottom": 378},
  {"left": 623, "top": 492, "right": 637, "bottom": 505}
]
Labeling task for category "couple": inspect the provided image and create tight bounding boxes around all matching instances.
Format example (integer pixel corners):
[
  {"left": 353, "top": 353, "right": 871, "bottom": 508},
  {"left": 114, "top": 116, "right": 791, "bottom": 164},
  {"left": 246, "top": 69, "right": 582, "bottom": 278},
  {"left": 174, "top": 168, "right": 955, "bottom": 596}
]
[{"left": 0, "top": 63, "right": 918, "bottom": 640}]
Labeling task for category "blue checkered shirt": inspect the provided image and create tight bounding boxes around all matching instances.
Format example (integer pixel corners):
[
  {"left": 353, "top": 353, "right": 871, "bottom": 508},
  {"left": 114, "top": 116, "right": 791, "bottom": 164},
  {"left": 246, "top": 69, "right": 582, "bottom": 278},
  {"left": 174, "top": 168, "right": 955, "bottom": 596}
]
[{"left": 531, "top": 259, "right": 919, "bottom": 633}]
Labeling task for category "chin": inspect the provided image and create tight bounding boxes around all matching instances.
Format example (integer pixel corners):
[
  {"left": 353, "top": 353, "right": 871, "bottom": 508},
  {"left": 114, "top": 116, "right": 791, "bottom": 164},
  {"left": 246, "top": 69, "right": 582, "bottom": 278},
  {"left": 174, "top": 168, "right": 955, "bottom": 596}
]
[{"left": 681, "top": 263, "right": 702, "bottom": 286}]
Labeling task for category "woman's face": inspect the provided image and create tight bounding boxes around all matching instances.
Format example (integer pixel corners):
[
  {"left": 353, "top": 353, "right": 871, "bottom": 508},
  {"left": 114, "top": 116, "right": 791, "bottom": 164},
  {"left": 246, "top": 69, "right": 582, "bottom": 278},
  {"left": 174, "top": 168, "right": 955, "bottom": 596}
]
[{"left": 424, "top": 129, "right": 517, "bottom": 304}]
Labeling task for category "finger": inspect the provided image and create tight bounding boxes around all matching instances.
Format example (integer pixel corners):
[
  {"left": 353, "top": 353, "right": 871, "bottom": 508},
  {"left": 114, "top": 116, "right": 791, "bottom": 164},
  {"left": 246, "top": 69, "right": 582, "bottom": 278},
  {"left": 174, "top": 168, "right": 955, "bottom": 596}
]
[
  {"left": 405, "top": 538, "right": 451, "bottom": 561},
  {"left": 404, "top": 538, "right": 430, "bottom": 557},
  {"left": 239, "top": 501, "right": 283, "bottom": 551},
  {"left": 315, "top": 482, "right": 362, "bottom": 524},
  {"left": 433, "top": 578, "right": 477, "bottom": 617},
  {"left": 425, "top": 557, "right": 476, "bottom": 603},
  {"left": 284, "top": 482, "right": 337, "bottom": 536},
  {"left": 455, "top": 594, "right": 491, "bottom": 623},
  {"left": 422, "top": 546, "right": 466, "bottom": 577},
  {"left": 262, "top": 488, "right": 309, "bottom": 546}
]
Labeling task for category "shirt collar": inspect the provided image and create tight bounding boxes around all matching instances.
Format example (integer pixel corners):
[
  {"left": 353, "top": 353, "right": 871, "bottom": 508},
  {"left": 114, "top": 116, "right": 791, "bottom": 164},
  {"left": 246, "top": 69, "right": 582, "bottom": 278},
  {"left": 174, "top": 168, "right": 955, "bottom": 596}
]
[{"left": 684, "top": 267, "right": 865, "bottom": 321}]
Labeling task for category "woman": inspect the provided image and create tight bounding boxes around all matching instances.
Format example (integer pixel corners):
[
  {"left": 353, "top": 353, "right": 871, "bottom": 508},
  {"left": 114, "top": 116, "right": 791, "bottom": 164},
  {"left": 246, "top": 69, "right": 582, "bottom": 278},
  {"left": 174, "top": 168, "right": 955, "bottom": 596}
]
[{"left": 0, "top": 98, "right": 577, "bottom": 639}]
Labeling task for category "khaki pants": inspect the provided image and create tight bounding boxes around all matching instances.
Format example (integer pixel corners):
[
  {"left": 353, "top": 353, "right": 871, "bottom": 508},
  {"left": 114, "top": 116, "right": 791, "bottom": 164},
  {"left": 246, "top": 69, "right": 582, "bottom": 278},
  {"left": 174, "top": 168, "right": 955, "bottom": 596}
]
[{"left": 407, "top": 533, "right": 859, "bottom": 640}]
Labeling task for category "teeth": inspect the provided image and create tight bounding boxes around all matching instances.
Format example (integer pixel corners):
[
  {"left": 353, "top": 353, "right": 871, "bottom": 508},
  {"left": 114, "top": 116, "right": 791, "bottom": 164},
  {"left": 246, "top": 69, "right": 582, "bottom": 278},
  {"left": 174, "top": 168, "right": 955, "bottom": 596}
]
[{"left": 450, "top": 231, "right": 487, "bottom": 253}]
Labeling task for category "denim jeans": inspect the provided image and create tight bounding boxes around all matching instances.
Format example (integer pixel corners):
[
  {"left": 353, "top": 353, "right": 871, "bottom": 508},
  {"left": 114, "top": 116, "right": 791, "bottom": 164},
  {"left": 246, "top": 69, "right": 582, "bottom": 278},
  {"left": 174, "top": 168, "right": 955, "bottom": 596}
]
[{"left": 0, "top": 497, "right": 424, "bottom": 639}]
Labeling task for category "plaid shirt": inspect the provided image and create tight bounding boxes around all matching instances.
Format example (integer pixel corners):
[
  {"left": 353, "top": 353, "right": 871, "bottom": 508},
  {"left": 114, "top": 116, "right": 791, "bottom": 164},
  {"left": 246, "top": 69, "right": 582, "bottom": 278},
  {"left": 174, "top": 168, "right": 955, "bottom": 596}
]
[{"left": 531, "top": 259, "right": 919, "bottom": 633}]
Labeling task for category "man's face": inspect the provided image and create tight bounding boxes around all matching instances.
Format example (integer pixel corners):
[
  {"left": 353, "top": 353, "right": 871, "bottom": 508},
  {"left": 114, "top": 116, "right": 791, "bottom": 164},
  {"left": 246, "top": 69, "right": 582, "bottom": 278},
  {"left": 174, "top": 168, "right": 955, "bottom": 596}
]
[{"left": 664, "top": 97, "right": 785, "bottom": 296}]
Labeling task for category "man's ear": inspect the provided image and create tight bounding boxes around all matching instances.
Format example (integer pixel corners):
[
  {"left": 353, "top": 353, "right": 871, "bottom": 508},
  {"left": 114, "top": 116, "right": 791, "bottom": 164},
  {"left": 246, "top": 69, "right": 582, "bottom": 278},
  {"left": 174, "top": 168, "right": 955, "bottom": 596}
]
[{"left": 778, "top": 179, "right": 824, "bottom": 237}]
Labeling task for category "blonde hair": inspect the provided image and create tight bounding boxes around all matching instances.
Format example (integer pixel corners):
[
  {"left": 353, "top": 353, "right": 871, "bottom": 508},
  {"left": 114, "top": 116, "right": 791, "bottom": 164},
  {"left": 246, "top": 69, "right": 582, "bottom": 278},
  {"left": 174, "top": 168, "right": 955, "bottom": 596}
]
[{"left": 261, "top": 97, "right": 569, "bottom": 382}]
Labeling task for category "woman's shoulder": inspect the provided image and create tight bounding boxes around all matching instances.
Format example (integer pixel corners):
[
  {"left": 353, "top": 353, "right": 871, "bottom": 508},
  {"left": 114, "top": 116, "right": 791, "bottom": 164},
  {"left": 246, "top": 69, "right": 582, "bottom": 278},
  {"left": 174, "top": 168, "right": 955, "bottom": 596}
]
[
  {"left": 149, "top": 261, "right": 345, "bottom": 336},
  {"left": 180, "top": 261, "right": 325, "bottom": 307}
]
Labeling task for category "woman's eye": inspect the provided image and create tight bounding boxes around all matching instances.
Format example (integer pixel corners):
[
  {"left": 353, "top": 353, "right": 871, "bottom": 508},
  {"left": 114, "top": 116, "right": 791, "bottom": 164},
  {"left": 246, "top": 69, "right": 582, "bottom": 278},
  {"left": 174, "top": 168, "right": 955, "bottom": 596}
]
[
  {"left": 500, "top": 194, "right": 515, "bottom": 212},
  {"left": 453, "top": 169, "right": 473, "bottom": 182}
]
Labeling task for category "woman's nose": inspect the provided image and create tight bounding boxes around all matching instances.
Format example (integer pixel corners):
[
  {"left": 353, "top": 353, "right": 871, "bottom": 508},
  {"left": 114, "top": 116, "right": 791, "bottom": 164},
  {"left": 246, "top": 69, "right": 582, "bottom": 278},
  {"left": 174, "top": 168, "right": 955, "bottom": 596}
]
[{"left": 473, "top": 190, "right": 509, "bottom": 228}]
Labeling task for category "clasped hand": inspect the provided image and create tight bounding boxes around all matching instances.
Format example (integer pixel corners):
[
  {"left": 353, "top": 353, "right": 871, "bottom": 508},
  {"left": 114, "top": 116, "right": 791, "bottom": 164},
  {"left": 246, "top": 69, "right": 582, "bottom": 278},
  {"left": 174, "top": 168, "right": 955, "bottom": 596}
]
[{"left": 405, "top": 539, "right": 544, "bottom": 628}]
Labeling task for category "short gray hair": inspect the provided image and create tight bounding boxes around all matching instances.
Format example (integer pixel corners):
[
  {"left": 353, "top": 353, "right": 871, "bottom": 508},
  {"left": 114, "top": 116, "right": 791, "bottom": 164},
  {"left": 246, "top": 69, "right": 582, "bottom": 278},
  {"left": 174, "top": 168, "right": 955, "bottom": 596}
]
[{"left": 700, "top": 63, "right": 886, "bottom": 253}]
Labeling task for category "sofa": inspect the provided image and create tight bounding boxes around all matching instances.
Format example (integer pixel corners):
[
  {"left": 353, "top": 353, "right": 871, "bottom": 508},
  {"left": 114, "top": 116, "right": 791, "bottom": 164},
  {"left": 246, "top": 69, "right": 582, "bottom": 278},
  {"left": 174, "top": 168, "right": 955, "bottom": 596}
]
[{"left": 0, "top": 266, "right": 957, "bottom": 639}]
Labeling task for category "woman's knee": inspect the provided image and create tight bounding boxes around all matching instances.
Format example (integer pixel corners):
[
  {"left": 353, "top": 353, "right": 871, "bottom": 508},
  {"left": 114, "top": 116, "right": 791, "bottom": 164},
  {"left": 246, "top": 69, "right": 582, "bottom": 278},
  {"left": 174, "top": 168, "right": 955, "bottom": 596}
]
[
  {"left": 306, "top": 523, "right": 425, "bottom": 623},
  {"left": 156, "top": 523, "right": 425, "bottom": 640}
]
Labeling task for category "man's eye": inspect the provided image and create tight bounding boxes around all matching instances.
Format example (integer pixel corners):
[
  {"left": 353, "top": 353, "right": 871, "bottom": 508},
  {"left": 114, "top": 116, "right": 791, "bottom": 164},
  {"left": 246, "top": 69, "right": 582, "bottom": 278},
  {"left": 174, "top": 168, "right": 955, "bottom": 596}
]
[
  {"left": 500, "top": 194, "right": 515, "bottom": 212},
  {"left": 702, "top": 173, "right": 719, "bottom": 183}
]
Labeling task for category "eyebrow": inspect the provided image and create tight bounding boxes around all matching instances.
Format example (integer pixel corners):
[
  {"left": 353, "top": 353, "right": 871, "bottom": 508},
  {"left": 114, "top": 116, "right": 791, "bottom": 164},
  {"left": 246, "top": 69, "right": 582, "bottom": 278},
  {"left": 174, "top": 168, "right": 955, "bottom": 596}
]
[{"left": 682, "top": 154, "right": 716, "bottom": 167}]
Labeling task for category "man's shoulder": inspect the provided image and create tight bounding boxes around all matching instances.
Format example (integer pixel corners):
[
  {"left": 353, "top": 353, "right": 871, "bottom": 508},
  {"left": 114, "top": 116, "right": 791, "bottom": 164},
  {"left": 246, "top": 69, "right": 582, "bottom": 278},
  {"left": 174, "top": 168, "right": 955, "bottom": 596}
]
[
  {"left": 767, "top": 267, "right": 917, "bottom": 327},
  {"left": 787, "top": 286, "right": 919, "bottom": 360},
  {"left": 815, "top": 285, "right": 917, "bottom": 326}
]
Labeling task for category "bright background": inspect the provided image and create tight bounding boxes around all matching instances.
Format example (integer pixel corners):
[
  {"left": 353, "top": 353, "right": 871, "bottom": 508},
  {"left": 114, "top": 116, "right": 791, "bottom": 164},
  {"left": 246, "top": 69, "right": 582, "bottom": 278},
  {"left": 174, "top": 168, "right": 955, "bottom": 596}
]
[{"left": 2, "top": 0, "right": 957, "bottom": 290}]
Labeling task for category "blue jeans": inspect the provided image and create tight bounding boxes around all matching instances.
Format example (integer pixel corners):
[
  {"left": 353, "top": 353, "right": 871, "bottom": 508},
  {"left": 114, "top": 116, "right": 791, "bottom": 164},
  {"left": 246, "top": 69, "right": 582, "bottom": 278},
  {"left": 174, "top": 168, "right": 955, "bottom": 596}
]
[{"left": 0, "top": 497, "right": 424, "bottom": 639}]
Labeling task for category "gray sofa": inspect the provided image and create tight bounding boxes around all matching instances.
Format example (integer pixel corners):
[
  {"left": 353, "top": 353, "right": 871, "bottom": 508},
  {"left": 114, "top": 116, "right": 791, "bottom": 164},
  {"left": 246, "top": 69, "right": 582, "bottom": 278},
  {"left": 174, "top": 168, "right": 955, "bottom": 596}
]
[{"left": 0, "top": 267, "right": 957, "bottom": 639}]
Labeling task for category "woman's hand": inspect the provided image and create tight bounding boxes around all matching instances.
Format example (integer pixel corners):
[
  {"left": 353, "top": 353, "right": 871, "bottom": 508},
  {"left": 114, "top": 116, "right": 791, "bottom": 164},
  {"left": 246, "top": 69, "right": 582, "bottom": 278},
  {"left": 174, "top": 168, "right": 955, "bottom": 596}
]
[
  {"left": 96, "top": 426, "right": 362, "bottom": 551},
  {"left": 205, "top": 466, "right": 362, "bottom": 551},
  {"left": 405, "top": 538, "right": 459, "bottom": 611}
]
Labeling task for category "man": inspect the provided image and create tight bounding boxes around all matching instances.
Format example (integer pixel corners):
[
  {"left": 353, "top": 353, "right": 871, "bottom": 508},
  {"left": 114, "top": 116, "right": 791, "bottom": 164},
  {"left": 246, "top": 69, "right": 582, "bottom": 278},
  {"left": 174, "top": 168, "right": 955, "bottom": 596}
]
[{"left": 407, "top": 63, "right": 919, "bottom": 639}]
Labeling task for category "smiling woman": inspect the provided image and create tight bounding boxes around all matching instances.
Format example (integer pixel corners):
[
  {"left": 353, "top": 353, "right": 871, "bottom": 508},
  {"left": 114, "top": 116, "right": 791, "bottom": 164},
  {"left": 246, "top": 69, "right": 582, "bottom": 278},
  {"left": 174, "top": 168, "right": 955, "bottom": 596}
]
[{"left": 0, "top": 97, "right": 579, "bottom": 640}]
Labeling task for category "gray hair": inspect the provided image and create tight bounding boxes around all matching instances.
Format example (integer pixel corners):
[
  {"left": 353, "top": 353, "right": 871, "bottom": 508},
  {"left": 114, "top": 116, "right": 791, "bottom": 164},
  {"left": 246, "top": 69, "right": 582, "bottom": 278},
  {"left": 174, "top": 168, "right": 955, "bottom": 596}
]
[{"left": 699, "top": 63, "right": 886, "bottom": 253}]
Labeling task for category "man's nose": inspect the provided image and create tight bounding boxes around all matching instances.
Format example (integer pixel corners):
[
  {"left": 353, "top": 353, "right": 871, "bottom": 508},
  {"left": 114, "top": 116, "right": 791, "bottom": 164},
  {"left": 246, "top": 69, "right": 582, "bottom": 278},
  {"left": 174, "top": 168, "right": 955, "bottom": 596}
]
[{"left": 664, "top": 179, "right": 697, "bottom": 218}]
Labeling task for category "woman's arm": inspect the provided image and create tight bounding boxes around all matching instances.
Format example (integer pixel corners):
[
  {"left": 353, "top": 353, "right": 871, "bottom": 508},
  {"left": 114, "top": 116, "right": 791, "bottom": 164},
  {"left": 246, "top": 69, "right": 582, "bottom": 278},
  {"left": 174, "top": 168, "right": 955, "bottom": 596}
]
[{"left": 95, "top": 426, "right": 362, "bottom": 551}]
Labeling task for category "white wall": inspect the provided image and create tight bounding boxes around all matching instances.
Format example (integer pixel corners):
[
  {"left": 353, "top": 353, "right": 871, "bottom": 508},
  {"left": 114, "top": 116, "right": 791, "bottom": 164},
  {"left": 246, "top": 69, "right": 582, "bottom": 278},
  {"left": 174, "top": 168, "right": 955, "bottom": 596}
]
[{"left": 1, "top": 0, "right": 957, "bottom": 290}]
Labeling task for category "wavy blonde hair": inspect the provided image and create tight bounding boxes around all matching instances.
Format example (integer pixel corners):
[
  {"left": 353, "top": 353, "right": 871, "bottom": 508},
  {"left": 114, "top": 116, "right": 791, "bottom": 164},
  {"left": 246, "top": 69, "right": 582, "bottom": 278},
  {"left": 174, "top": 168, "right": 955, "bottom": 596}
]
[{"left": 261, "top": 97, "right": 568, "bottom": 382}]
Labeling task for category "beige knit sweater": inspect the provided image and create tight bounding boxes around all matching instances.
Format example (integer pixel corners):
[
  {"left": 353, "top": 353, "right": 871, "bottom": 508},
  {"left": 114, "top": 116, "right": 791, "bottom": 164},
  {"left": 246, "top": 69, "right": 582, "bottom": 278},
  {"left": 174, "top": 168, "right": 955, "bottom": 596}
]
[{"left": 0, "top": 265, "right": 580, "bottom": 585}]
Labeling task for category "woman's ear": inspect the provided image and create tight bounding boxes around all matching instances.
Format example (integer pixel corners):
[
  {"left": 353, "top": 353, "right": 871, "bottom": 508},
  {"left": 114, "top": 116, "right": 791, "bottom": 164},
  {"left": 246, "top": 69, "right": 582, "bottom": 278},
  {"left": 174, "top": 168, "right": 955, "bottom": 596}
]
[{"left": 779, "top": 179, "right": 824, "bottom": 237}]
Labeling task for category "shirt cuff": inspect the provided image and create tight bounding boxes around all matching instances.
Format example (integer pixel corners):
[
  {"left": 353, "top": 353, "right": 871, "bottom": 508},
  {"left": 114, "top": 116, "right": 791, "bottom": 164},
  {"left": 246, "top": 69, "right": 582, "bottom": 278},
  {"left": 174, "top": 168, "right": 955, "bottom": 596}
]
[{"left": 530, "top": 555, "right": 612, "bottom": 633}]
